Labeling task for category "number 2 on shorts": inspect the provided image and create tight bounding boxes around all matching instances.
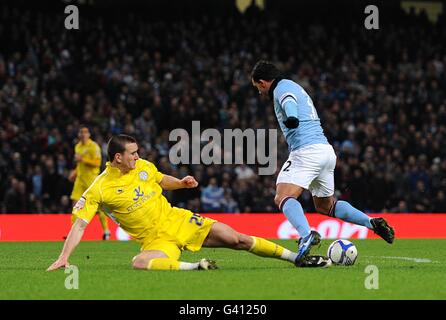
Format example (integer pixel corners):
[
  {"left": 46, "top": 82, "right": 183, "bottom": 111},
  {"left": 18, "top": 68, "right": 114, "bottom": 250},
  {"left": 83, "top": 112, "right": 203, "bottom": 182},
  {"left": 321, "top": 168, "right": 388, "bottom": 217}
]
[
  {"left": 283, "top": 160, "right": 292, "bottom": 172},
  {"left": 189, "top": 213, "right": 203, "bottom": 226}
]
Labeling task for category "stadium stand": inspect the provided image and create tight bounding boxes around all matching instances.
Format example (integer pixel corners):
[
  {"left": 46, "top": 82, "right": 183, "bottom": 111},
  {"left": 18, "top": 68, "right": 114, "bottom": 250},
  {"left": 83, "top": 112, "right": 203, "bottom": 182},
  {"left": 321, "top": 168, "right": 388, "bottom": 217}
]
[{"left": 0, "top": 0, "right": 445, "bottom": 214}]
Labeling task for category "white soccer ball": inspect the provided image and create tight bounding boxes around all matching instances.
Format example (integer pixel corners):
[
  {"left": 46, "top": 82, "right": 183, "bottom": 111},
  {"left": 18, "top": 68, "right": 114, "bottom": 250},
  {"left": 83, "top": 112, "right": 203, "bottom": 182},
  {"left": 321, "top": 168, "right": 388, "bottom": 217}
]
[{"left": 327, "top": 239, "right": 358, "bottom": 266}]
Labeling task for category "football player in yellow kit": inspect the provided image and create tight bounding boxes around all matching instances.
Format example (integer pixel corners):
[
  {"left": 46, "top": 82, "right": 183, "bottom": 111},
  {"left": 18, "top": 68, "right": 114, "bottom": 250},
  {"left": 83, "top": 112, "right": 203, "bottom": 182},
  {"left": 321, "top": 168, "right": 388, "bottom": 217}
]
[
  {"left": 69, "top": 126, "right": 110, "bottom": 240},
  {"left": 48, "top": 135, "right": 330, "bottom": 271}
]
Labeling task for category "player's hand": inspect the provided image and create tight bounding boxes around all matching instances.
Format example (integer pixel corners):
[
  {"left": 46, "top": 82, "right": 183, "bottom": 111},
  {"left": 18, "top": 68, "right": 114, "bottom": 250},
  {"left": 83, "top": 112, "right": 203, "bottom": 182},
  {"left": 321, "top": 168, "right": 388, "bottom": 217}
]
[
  {"left": 68, "top": 170, "right": 77, "bottom": 182},
  {"left": 283, "top": 116, "right": 299, "bottom": 129},
  {"left": 46, "top": 257, "right": 70, "bottom": 271},
  {"left": 181, "top": 176, "right": 198, "bottom": 188},
  {"left": 74, "top": 154, "right": 82, "bottom": 163}
]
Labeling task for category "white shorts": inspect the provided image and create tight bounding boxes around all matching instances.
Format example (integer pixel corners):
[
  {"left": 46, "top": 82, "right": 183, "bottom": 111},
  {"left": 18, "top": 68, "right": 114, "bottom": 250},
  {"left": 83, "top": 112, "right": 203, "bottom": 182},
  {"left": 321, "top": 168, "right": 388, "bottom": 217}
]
[{"left": 276, "top": 144, "right": 337, "bottom": 197}]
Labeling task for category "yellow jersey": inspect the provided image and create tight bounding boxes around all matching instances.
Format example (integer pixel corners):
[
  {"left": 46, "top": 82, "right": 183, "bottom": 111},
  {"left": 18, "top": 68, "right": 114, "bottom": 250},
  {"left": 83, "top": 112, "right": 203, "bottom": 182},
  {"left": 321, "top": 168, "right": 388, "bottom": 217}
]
[
  {"left": 74, "top": 138, "right": 101, "bottom": 185},
  {"left": 73, "top": 159, "right": 173, "bottom": 243}
]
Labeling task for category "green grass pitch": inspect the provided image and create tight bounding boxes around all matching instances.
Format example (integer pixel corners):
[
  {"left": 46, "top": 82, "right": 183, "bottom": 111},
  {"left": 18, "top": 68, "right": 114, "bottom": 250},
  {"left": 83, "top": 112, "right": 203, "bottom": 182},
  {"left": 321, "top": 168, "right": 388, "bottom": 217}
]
[{"left": 1, "top": 239, "right": 445, "bottom": 300}]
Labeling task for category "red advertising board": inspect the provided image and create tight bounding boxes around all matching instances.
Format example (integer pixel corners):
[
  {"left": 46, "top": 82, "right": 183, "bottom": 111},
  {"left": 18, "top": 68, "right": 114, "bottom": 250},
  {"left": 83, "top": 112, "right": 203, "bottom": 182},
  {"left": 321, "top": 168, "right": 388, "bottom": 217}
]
[{"left": 0, "top": 213, "right": 445, "bottom": 241}]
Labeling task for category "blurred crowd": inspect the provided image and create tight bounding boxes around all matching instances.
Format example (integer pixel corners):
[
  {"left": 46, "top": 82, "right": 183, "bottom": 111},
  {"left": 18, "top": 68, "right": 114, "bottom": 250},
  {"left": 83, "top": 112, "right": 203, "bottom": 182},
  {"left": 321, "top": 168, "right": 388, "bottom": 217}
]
[{"left": 0, "top": 2, "right": 445, "bottom": 214}]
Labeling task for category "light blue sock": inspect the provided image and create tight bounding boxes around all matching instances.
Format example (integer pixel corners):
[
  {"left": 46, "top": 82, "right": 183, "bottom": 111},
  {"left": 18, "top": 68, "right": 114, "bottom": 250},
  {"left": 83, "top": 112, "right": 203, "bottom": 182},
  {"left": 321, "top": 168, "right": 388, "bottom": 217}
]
[
  {"left": 281, "top": 198, "right": 311, "bottom": 238},
  {"left": 334, "top": 200, "right": 373, "bottom": 229}
]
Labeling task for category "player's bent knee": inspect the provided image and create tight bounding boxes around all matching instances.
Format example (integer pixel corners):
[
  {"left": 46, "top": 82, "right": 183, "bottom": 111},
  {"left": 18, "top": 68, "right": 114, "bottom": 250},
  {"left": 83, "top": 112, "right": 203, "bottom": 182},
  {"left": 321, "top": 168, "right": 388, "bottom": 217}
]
[
  {"left": 132, "top": 256, "right": 148, "bottom": 270},
  {"left": 274, "top": 194, "right": 295, "bottom": 210},
  {"left": 274, "top": 195, "right": 281, "bottom": 207},
  {"left": 274, "top": 194, "right": 287, "bottom": 208}
]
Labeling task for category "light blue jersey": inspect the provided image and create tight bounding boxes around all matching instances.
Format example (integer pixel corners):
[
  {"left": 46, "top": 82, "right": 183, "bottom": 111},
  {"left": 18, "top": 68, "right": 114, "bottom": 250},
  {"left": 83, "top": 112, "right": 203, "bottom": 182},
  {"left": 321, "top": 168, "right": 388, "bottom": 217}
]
[{"left": 272, "top": 79, "right": 328, "bottom": 151}]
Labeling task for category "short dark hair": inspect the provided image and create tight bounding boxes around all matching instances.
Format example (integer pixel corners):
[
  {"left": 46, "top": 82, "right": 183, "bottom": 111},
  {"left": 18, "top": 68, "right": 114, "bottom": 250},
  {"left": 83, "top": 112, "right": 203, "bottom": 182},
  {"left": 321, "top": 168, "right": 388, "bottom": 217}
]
[
  {"left": 251, "top": 60, "right": 281, "bottom": 82},
  {"left": 79, "top": 124, "right": 90, "bottom": 131},
  {"left": 107, "top": 134, "right": 137, "bottom": 161}
]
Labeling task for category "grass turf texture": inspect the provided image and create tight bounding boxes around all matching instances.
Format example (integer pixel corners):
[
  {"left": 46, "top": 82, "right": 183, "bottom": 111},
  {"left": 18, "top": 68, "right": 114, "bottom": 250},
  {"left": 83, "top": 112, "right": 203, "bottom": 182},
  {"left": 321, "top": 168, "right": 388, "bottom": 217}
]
[{"left": 1, "top": 239, "right": 445, "bottom": 300}]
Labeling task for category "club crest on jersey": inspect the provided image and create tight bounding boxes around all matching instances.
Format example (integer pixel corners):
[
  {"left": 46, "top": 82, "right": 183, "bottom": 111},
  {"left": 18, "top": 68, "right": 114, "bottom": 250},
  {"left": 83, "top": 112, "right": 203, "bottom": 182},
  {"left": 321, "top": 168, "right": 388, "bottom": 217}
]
[{"left": 139, "top": 171, "right": 148, "bottom": 181}]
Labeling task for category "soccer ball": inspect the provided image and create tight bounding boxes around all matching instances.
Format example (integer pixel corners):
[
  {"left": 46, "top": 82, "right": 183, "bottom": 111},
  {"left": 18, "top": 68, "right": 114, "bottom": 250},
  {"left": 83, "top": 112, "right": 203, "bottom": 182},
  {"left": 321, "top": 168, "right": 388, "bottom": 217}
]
[{"left": 327, "top": 239, "right": 358, "bottom": 266}]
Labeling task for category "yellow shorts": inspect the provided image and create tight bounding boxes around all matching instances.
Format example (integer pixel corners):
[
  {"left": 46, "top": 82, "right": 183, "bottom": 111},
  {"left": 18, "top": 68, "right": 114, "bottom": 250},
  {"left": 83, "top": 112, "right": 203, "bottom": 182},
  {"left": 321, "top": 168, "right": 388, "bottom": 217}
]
[{"left": 140, "top": 207, "right": 216, "bottom": 260}]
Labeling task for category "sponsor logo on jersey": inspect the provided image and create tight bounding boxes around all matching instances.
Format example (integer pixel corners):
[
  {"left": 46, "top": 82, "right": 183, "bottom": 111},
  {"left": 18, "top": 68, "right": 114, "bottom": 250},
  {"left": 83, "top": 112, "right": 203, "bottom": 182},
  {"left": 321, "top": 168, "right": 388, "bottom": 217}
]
[
  {"left": 127, "top": 191, "right": 156, "bottom": 212},
  {"left": 133, "top": 186, "right": 144, "bottom": 201}
]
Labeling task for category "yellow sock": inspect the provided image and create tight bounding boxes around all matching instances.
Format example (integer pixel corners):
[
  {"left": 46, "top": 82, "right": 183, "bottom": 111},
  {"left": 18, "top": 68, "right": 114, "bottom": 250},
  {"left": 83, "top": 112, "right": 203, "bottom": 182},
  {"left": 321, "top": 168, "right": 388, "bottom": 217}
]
[
  {"left": 147, "top": 258, "right": 200, "bottom": 271},
  {"left": 70, "top": 214, "right": 77, "bottom": 224},
  {"left": 147, "top": 258, "right": 181, "bottom": 270},
  {"left": 249, "top": 236, "right": 297, "bottom": 262},
  {"left": 97, "top": 211, "right": 110, "bottom": 233},
  {"left": 249, "top": 236, "right": 284, "bottom": 258}
]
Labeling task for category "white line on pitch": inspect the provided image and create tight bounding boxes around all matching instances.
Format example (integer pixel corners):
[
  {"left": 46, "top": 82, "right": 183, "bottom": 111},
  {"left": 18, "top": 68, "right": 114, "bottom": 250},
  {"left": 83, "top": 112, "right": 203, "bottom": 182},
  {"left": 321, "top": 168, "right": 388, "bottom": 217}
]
[{"left": 364, "top": 256, "right": 440, "bottom": 263}]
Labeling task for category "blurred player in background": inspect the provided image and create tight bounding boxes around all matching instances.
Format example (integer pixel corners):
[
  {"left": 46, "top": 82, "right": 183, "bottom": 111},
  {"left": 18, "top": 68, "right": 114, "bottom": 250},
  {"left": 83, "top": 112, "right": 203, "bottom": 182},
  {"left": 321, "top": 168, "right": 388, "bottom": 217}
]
[
  {"left": 47, "top": 134, "right": 331, "bottom": 271},
  {"left": 251, "top": 61, "right": 395, "bottom": 265},
  {"left": 69, "top": 126, "right": 110, "bottom": 240}
]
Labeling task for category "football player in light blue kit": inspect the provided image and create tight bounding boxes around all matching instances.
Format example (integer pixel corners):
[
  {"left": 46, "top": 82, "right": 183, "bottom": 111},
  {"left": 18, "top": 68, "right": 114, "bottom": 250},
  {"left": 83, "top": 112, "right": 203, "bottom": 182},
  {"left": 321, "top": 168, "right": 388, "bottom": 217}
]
[{"left": 251, "top": 61, "right": 395, "bottom": 266}]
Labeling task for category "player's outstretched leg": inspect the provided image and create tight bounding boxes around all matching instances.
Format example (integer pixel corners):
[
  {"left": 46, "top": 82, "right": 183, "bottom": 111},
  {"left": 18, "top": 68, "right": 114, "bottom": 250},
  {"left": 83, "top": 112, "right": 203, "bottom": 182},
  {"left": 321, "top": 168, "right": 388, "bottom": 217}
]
[
  {"left": 274, "top": 184, "right": 322, "bottom": 265},
  {"left": 202, "top": 222, "right": 330, "bottom": 268},
  {"left": 203, "top": 222, "right": 295, "bottom": 261},
  {"left": 314, "top": 197, "right": 395, "bottom": 244}
]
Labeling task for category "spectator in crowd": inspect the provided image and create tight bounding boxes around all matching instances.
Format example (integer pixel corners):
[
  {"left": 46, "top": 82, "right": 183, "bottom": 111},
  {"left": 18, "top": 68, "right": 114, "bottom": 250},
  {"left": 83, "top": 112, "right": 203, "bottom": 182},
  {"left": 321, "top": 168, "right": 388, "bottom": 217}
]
[
  {"left": 390, "top": 200, "right": 410, "bottom": 213},
  {"left": 221, "top": 191, "right": 240, "bottom": 213},
  {"left": 201, "top": 177, "right": 225, "bottom": 212},
  {"left": 31, "top": 165, "right": 43, "bottom": 199},
  {"left": 235, "top": 164, "right": 257, "bottom": 184},
  {"left": 0, "top": 2, "right": 445, "bottom": 214},
  {"left": 432, "top": 191, "right": 446, "bottom": 213},
  {"left": 4, "top": 178, "right": 29, "bottom": 213}
]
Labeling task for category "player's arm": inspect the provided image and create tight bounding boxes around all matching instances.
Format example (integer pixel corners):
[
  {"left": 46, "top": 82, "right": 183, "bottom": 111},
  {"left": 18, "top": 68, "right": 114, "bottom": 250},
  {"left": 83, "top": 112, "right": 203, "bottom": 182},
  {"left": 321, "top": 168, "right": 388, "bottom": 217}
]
[
  {"left": 278, "top": 90, "right": 299, "bottom": 129},
  {"left": 46, "top": 218, "right": 87, "bottom": 271},
  {"left": 146, "top": 160, "right": 198, "bottom": 190},
  {"left": 79, "top": 152, "right": 101, "bottom": 168},
  {"left": 77, "top": 145, "right": 101, "bottom": 168},
  {"left": 68, "top": 169, "right": 77, "bottom": 182},
  {"left": 70, "top": 147, "right": 79, "bottom": 181},
  {"left": 81, "top": 157, "right": 101, "bottom": 167},
  {"left": 47, "top": 182, "right": 100, "bottom": 271},
  {"left": 159, "top": 175, "right": 198, "bottom": 191}
]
